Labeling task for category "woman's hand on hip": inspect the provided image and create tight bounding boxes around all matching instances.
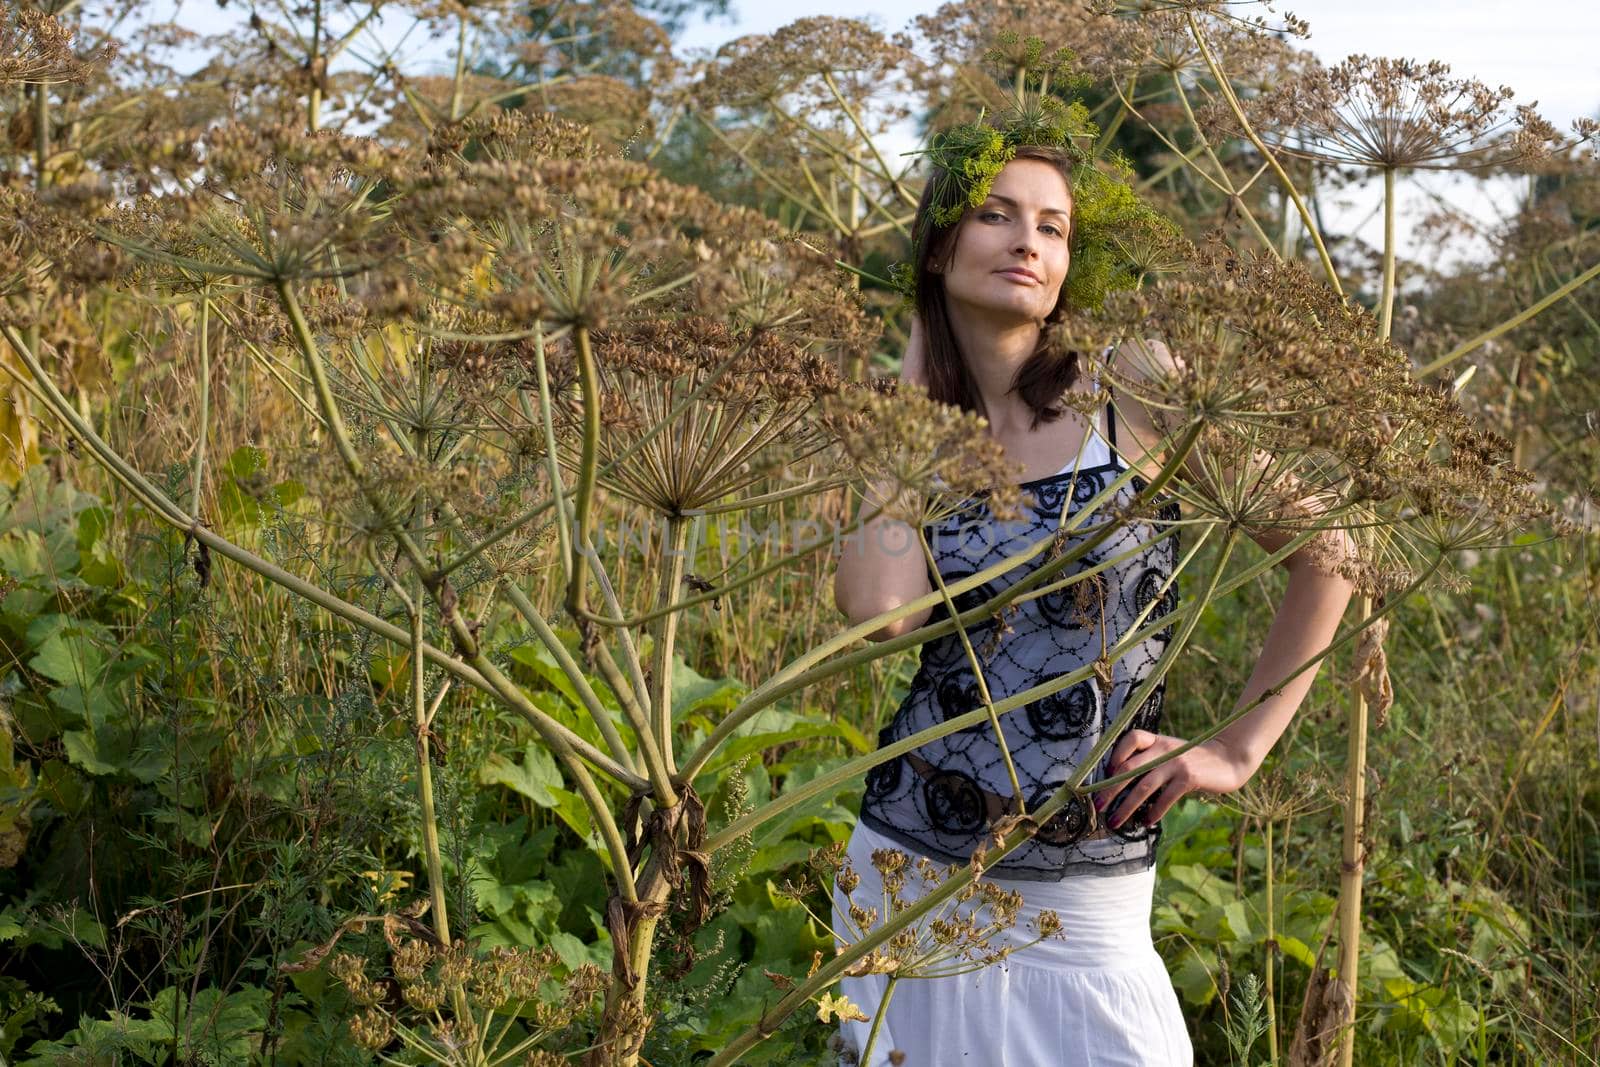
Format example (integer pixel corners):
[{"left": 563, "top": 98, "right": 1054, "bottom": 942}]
[{"left": 1094, "top": 732, "right": 1253, "bottom": 831}]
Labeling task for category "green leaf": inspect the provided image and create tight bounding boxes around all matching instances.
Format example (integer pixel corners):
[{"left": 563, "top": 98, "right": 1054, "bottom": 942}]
[
  {"left": 1221, "top": 899, "right": 1253, "bottom": 942},
  {"left": 1171, "top": 944, "right": 1220, "bottom": 1005},
  {"left": 547, "top": 929, "right": 609, "bottom": 972},
  {"left": 29, "top": 632, "right": 105, "bottom": 688},
  {"left": 545, "top": 786, "right": 596, "bottom": 852},
  {"left": 672, "top": 655, "right": 747, "bottom": 722},
  {"left": 699, "top": 719, "right": 855, "bottom": 779},
  {"left": 479, "top": 742, "right": 564, "bottom": 808},
  {"left": 61, "top": 727, "right": 169, "bottom": 782},
  {"left": 47, "top": 683, "right": 119, "bottom": 729},
  {"left": 1276, "top": 933, "right": 1317, "bottom": 969},
  {"left": 62, "top": 730, "right": 120, "bottom": 776},
  {"left": 225, "top": 445, "right": 268, "bottom": 479},
  {"left": 147, "top": 986, "right": 270, "bottom": 1063},
  {"left": 508, "top": 642, "right": 584, "bottom": 709}
]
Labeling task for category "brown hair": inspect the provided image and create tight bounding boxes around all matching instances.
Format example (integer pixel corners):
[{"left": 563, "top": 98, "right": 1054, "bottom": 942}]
[{"left": 913, "top": 145, "right": 1080, "bottom": 431}]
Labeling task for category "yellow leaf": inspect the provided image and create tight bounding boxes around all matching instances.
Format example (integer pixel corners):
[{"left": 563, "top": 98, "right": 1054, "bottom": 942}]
[{"left": 815, "top": 991, "right": 869, "bottom": 1024}]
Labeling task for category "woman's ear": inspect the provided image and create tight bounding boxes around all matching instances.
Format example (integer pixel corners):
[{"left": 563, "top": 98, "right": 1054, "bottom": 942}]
[{"left": 926, "top": 229, "right": 957, "bottom": 275}]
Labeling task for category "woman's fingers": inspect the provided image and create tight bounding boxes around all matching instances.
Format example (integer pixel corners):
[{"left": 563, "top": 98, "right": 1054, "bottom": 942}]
[
  {"left": 1108, "top": 729, "right": 1157, "bottom": 771},
  {"left": 1105, "top": 767, "right": 1168, "bottom": 830},
  {"left": 1100, "top": 731, "right": 1190, "bottom": 829}
]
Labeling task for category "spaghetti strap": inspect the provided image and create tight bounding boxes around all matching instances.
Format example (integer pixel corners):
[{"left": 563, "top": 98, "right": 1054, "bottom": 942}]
[{"left": 1103, "top": 383, "right": 1120, "bottom": 461}]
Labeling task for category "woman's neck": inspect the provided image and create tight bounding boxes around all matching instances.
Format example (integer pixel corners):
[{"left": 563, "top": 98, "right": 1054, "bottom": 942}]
[{"left": 949, "top": 306, "right": 1042, "bottom": 436}]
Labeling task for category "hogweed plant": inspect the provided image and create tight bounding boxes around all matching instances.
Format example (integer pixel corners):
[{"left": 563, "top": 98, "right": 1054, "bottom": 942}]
[
  {"left": 0, "top": 1, "right": 1591, "bottom": 1063},
  {"left": 792, "top": 841, "right": 1065, "bottom": 1067}
]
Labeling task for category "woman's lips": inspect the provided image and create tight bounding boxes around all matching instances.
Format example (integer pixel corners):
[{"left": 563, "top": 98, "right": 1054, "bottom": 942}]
[{"left": 996, "top": 268, "right": 1041, "bottom": 284}]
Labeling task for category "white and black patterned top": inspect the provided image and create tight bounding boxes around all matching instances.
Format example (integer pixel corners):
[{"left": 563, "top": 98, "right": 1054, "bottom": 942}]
[{"left": 857, "top": 381, "right": 1182, "bottom": 880}]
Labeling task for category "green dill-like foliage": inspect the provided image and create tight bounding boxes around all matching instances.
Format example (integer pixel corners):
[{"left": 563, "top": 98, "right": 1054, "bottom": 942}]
[
  {"left": 925, "top": 125, "right": 1017, "bottom": 228},
  {"left": 1062, "top": 163, "right": 1182, "bottom": 310}
]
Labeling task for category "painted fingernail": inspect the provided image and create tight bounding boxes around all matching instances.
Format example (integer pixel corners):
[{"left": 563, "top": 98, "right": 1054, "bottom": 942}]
[{"left": 1092, "top": 793, "right": 1105, "bottom": 810}]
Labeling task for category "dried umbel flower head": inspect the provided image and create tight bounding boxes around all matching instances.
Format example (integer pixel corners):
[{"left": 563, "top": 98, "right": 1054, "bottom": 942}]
[
  {"left": 542, "top": 315, "right": 844, "bottom": 516},
  {"left": 328, "top": 952, "right": 385, "bottom": 1007},
  {"left": 0, "top": 181, "right": 119, "bottom": 302},
  {"left": 907, "top": 0, "right": 1126, "bottom": 89},
  {"left": 825, "top": 845, "right": 1065, "bottom": 982},
  {"left": 348, "top": 1008, "right": 393, "bottom": 1051},
  {"left": 0, "top": 6, "right": 109, "bottom": 86},
  {"left": 427, "top": 110, "right": 602, "bottom": 168},
  {"left": 695, "top": 17, "right": 916, "bottom": 114},
  {"left": 1246, "top": 55, "right": 1565, "bottom": 172},
  {"left": 100, "top": 122, "right": 412, "bottom": 292},
  {"left": 1057, "top": 238, "right": 1560, "bottom": 592},
  {"left": 819, "top": 378, "right": 1030, "bottom": 525},
  {"left": 400, "top": 148, "right": 825, "bottom": 338}
]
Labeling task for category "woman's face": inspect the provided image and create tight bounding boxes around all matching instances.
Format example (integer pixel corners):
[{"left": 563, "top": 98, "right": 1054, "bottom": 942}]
[{"left": 934, "top": 158, "right": 1073, "bottom": 326}]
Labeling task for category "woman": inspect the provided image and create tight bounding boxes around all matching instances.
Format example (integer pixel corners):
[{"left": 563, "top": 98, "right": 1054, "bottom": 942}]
[{"left": 829, "top": 142, "right": 1355, "bottom": 1064}]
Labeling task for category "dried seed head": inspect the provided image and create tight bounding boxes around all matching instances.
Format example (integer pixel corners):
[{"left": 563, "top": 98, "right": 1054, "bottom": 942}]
[{"left": 1245, "top": 55, "right": 1566, "bottom": 172}]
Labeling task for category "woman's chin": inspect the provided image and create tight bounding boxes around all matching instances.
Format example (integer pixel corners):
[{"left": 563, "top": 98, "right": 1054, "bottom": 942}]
[{"left": 948, "top": 288, "right": 1050, "bottom": 325}]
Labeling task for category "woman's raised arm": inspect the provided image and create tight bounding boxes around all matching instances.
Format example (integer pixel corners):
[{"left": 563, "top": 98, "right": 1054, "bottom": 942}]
[{"left": 833, "top": 316, "right": 938, "bottom": 642}]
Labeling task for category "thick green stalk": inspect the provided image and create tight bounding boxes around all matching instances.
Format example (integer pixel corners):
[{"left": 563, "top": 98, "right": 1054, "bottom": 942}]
[
  {"left": 1417, "top": 258, "right": 1600, "bottom": 377},
  {"left": 449, "top": 13, "right": 469, "bottom": 122},
  {"left": 191, "top": 293, "right": 211, "bottom": 512},
  {"left": 649, "top": 516, "right": 690, "bottom": 772},
  {"left": 501, "top": 579, "right": 670, "bottom": 800},
  {"left": 32, "top": 81, "right": 49, "bottom": 190},
  {"left": 528, "top": 323, "right": 573, "bottom": 584},
  {"left": 1339, "top": 172, "right": 1397, "bottom": 1063},
  {"left": 860, "top": 975, "right": 899, "bottom": 1067},
  {"left": 564, "top": 326, "right": 603, "bottom": 624},
  {"left": 918, "top": 534, "right": 1026, "bottom": 809},
  {"left": 1379, "top": 167, "right": 1398, "bottom": 338},
  {"left": 275, "top": 285, "right": 646, "bottom": 891},
  {"left": 1336, "top": 593, "right": 1372, "bottom": 1067},
  {"left": 708, "top": 558, "right": 1434, "bottom": 1066},
  {"left": 1068, "top": 529, "right": 1240, "bottom": 786},
  {"left": 712, "top": 531, "right": 1422, "bottom": 858},
  {"left": 405, "top": 355, "right": 452, "bottom": 949},
  {"left": 1266, "top": 816, "right": 1279, "bottom": 1066},
  {"left": 680, "top": 426, "right": 1204, "bottom": 783},
  {"left": 410, "top": 586, "right": 450, "bottom": 943},
  {"left": 1186, "top": 13, "right": 1344, "bottom": 297}
]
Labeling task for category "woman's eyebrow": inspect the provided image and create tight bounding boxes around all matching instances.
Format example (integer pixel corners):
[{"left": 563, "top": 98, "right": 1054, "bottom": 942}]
[{"left": 984, "top": 193, "right": 1071, "bottom": 220}]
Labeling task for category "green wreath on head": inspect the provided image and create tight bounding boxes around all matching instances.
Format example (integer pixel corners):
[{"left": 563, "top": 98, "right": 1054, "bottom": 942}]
[{"left": 892, "top": 91, "right": 1180, "bottom": 313}]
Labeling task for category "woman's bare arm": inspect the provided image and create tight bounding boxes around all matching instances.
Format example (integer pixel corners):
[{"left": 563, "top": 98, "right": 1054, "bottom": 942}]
[
  {"left": 1095, "top": 338, "right": 1357, "bottom": 828},
  {"left": 833, "top": 317, "right": 937, "bottom": 642}
]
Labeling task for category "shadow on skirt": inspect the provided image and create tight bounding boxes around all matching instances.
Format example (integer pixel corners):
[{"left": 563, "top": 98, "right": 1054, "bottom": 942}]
[{"left": 830, "top": 819, "right": 1195, "bottom": 1067}]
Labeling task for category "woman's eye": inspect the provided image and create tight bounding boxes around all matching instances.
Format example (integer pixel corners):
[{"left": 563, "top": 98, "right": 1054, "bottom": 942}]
[
  {"left": 980, "top": 211, "right": 1006, "bottom": 222},
  {"left": 1041, "top": 224, "right": 1063, "bottom": 237}
]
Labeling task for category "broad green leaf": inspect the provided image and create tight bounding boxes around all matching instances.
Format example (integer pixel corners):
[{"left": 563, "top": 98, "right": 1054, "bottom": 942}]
[
  {"left": 1170, "top": 945, "right": 1219, "bottom": 1005},
  {"left": 545, "top": 786, "right": 598, "bottom": 856},
  {"left": 672, "top": 654, "right": 747, "bottom": 721},
  {"left": 29, "top": 632, "right": 105, "bottom": 689},
  {"left": 480, "top": 742, "right": 563, "bottom": 808},
  {"left": 1276, "top": 933, "right": 1317, "bottom": 969},
  {"left": 1221, "top": 899, "right": 1252, "bottom": 942}
]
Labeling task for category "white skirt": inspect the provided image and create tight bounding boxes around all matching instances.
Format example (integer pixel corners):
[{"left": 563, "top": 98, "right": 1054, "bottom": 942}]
[{"left": 830, "top": 820, "right": 1194, "bottom": 1066}]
